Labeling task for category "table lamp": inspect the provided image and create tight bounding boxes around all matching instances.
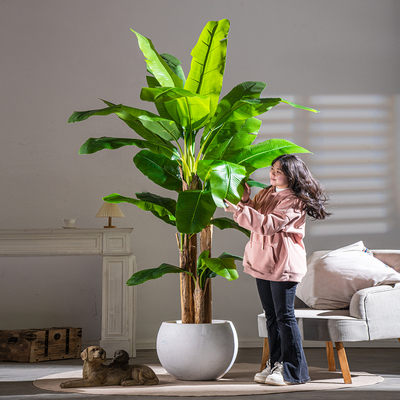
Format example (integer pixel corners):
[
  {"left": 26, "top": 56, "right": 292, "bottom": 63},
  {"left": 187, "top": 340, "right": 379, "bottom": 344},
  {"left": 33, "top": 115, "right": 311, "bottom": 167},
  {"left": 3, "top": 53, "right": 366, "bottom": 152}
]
[{"left": 95, "top": 202, "right": 125, "bottom": 228}]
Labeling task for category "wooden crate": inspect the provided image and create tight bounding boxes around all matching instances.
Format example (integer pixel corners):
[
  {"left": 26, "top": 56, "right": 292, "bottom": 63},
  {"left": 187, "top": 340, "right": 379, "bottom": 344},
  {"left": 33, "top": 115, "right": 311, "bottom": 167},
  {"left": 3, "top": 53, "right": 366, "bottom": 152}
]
[{"left": 0, "top": 327, "right": 82, "bottom": 362}]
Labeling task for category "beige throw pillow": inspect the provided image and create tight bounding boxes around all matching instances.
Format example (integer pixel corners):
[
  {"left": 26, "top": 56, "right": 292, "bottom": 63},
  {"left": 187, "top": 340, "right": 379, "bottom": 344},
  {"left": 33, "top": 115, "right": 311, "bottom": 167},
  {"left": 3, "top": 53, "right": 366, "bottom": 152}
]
[
  {"left": 373, "top": 251, "right": 400, "bottom": 273},
  {"left": 297, "top": 241, "right": 400, "bottom": 309}
]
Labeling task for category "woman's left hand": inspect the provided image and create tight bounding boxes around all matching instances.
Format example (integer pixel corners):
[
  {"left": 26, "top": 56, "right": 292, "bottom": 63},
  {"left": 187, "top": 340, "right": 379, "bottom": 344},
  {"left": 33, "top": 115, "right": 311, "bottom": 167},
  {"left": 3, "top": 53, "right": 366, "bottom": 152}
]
[
  {"left": 241, "top": 182, "right": 251, "bottom": 203},
  {"left": 224, "top": 199, "right": 238, "bottom": 213}
]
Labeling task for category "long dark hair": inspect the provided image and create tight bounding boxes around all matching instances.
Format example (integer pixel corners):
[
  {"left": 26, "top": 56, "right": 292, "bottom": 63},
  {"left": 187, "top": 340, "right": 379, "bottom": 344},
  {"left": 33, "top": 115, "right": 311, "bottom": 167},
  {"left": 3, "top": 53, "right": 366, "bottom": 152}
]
[{"left": 272, "top": 154, "right": 330, "bottom": 220}]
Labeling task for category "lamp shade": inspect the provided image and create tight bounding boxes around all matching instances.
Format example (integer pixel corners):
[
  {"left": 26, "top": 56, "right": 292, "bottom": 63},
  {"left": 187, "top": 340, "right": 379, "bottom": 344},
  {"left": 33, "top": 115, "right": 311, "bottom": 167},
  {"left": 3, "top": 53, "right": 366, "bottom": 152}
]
[
  {"left": 95, "top": 202, "right": 125, "bottom": 218},
  {"left": 96, "top": 202, "right": 125, "bottom": 228}
]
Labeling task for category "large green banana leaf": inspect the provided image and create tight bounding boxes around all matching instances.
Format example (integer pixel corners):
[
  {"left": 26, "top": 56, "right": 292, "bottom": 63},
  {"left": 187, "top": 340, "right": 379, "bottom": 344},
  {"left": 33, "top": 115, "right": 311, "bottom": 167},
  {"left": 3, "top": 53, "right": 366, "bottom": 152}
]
[
  {"left": 197, "top": 160, "right": 246, "bottom": 207},
  {"left": 103, "top": 193, "right": 176, "bottom": 223},
  {"left": 79, "top": 137, "right": 179, "bottom": 159},
  {"left": 121, "top": 118, "right": 178, "bottom": 147},
  {"left": 216, "top": 122, "right": 260, "bottom": 160},
  {"left": 197, "top": 249, "right": 210, "bottom": 268},
  {"left": 135, "top": 192, "right": 177, "bottom": 227},
  {"left": 133, "top": 150, "right": 182, "bottom": 192},
  {"left": 68, "top": 103, "right": 123, "bottom": 123},
  {"left": 132, "top": 29, "right": 183, "bottom": 88},
  {"left": 118, "top": 105, "right": 182, "bottom": 142},
  {"left": 196, "top": 250, "right": 216, "bottom": 288},
  {"left": 69, "top": 100, "right": 154, "bottom": 122},
  {"left": 126, "top": 138, "right": 179, "bottom": 159},
  {"left": 140, "top": 86, "right": 208, "bottom": 103},
  {"left": 135, "top": 192, "right": 177, "bottom": 216},
  {"left": 166, "top": 97, "right": 210, "bottom": 131},
  {"left": 141, "top": 87, "right": 211, "bottom": 131},
  {"left": 69, "top": 102, "right": 179, "bottom": 148},
  {"left": 184, "top": 19, "right": 230, "bottom": 116},
  {"left": 148, "top": 212, "right": 176, "bottom": 226},
  {"left": 176, "top": 190, "right": 217, "bottom": 234},
  {"left": 213, "top": 81, "right": 267, "bottom": 116},
  {"left": 228, "top": 139, "right": 311, "bottom": 174},
  {"left": 280, "top": 99, "right": 319, "bottom": 112},
  {"left": 127, "top": 250, "right": 241, "bottom": 288},
  {"left": 202, "top": 81, "right": 266, "bottom": 142},
  {"left": 161, "top": 53, "right": 186, "bottom": 86},
  {"left": 247, "top": 179, "right": 269, "bottom": 189},
  {"left": 199, "top": 257, "right": 239, "bottom": 282},
  {"left": 202, "top": 118, "right": 261, "bottom": 159},
  {"left": 79, "top": 137, "right": 142, "bottom": 154},
  {"left": 208, "top": 97, "right": 318, "bottom": 135},
  {"left": 209, "top": 217, "right": 251, "bottom": 237},
  {"left": 218, "top": 252, "right": 244, "bottom": 261},
  {"left": 197, "top": 250, "right": 242, "bottom": 289},
  {"left": 145, "top": 76, "right": 174, "bottom": 121},
  {"left": 212, "top": 98, "right": 281, "bottom": 127},
  {"left": 126, "top": 263, "right": 193, "bottom": 286},
  {"left": 138, "top": 115, "right": 182, "bottom": 141}
]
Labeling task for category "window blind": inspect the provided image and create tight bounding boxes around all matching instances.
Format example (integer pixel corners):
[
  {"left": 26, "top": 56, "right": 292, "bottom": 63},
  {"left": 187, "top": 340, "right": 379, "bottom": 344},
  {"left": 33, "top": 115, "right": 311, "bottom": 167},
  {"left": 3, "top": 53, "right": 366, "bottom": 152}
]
[{"left": 252, "top": 95, "right": 395, "bottom": 236}]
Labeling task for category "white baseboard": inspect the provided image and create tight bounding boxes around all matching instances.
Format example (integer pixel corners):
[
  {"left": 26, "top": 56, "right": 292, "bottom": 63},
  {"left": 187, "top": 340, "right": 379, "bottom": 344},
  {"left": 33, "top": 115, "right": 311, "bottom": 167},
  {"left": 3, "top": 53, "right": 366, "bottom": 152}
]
[
  {"left": 81, "top": 340, "right": 100, "bottom": 349},
  {"left": 135, "top": 339, "right": 157, "bottom": 350},
  {"left": 134, "top": 337, "right": 400, "bottom": 350},
  {"left": 84, "top": 338, "right": 400, "bottom": 351}
]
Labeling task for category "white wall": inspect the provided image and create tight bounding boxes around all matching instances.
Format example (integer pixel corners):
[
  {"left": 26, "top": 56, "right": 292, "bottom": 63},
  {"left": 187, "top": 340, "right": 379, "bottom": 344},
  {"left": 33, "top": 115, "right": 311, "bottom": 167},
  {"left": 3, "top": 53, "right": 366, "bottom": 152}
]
[{"left": 1, "top": 0, "right": 399, "bottom": 349}]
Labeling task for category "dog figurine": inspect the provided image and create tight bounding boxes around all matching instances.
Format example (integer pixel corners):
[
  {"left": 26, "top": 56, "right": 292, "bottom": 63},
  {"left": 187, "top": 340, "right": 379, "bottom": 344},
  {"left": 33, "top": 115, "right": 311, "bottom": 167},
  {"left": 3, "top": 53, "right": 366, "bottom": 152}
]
[
  {"left": 108, "top": 349, "right": 130, "bottom": 371},
  {"left": 60, "top": 346, "right": 159, "bottom": 388}
]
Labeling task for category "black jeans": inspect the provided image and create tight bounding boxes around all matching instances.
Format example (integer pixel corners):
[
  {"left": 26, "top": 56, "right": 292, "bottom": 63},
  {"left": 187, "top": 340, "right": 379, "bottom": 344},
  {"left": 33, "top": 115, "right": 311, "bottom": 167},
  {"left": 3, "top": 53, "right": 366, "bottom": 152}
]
[{"left": 256, "top": 278, "right": 310, "bottom": 383}]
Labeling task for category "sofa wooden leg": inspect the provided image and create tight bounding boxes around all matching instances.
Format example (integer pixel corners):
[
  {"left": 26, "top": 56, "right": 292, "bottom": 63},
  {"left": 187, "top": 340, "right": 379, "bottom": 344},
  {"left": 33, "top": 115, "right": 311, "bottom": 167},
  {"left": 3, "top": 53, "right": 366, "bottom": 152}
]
[
  {"left": 260, "top": 338, "right": 270, "bottom": 372},
  {"left": 325, "top": 341, "right": 336, "bottom": 371},
  {"left": 335, "top": 342, "right": 352, "bottom": 384}
]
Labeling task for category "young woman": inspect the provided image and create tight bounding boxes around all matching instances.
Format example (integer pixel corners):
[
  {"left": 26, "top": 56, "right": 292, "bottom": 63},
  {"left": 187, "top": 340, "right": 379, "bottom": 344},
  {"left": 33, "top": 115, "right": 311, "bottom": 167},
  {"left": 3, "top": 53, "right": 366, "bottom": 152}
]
[{"left": 224, "top": 154, "right": 330, "bottom": 386}]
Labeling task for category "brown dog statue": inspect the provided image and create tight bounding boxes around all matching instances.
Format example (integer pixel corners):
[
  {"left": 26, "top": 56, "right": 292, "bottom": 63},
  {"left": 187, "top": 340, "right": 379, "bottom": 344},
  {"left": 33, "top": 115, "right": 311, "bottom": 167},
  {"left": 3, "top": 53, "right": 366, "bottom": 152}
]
[
  {"left": 60, "top": 346, "right": 159, "bottom": 388},
  {"left": 108, "top": 349, "right": 130, "bottom": 371}
]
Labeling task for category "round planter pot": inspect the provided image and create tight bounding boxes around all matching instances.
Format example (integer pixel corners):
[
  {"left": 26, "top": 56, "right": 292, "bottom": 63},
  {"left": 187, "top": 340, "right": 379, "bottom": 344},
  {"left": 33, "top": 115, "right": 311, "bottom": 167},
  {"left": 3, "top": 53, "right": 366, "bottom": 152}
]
[{"left": 156, "top": 319, "right": 238, "bottom": 381}]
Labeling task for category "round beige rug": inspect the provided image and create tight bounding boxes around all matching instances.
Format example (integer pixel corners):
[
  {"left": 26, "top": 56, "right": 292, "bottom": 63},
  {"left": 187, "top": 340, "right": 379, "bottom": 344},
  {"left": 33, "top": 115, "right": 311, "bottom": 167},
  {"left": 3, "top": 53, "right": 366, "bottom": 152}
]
[{"left": 34, "top": 363, "right": 383, "bottom": 396}]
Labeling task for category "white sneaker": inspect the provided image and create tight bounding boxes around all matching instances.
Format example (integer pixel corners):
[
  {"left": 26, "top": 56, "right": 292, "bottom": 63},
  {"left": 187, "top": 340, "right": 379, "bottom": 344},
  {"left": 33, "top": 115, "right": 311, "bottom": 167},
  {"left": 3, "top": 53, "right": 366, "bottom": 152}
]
[
  {"left": 254, "top": 360, "right": 272, "bottom": 383},
  {"left": 264, "top": 362, "right": 294, "bottom": 386}
]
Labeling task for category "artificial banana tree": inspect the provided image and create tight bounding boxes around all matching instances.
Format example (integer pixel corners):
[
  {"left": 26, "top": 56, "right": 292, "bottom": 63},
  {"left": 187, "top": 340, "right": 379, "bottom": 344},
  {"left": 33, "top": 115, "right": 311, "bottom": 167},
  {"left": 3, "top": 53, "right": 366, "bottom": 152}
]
[{"left": 68, "top": 19, "right": 318, "bottom": 324}]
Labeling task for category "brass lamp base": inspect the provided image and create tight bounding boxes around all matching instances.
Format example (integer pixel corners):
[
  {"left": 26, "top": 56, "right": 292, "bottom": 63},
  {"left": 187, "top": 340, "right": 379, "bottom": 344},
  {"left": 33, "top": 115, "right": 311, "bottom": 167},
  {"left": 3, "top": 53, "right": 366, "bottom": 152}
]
[{"left": 104, "top": 217, "right": 117, "bottom": 228}]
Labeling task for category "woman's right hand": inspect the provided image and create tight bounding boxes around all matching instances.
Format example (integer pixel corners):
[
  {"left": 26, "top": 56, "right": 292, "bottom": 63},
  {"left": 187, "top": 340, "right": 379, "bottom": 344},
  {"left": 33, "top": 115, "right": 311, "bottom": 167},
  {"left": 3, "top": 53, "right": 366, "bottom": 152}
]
[{"left": 241, "top": 182, "right": 251, "bottom": 203}]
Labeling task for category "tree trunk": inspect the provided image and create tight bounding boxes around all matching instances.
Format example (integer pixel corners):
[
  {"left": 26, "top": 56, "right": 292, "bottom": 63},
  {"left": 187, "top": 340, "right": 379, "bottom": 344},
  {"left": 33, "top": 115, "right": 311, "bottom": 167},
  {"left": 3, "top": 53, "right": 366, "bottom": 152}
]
[
  {"left": 194, "top": 278, "right": 206, "bottom": 324},
  {"left": 179, "top": 170, "right": 199, "bottom": 324},
  {"left": 180, "top": 233, "right": 197, "bottom": 323},
  {"left": 195, "top": 224, "right": 214, "bottom": 323}
]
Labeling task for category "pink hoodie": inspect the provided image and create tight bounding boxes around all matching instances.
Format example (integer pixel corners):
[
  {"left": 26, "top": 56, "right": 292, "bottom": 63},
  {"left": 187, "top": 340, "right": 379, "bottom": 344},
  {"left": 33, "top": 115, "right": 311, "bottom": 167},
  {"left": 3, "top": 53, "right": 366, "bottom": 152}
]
[{"left": 233, "top": 186, "right": 307, "bottom": 283}]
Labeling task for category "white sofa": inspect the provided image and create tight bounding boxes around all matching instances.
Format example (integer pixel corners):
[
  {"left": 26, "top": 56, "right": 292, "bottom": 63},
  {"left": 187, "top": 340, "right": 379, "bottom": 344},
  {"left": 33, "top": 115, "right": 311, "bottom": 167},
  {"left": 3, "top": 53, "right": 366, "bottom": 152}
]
[{"left": 257, "top": 250, "right": 400, "bottom": 384}]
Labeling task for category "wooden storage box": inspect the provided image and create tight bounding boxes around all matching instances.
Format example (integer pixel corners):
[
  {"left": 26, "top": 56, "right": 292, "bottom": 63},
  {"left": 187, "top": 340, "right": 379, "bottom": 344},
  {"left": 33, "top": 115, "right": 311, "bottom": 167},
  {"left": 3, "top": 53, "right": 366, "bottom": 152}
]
[{"left": 0, "top": 327, "right": 82, "bottom": 362}]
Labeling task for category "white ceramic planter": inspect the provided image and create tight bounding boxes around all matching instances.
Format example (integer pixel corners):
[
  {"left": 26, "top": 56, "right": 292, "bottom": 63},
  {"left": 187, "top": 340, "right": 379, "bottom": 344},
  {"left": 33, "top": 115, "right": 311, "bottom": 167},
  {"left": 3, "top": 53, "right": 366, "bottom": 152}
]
[{"left": 156, "top": 319, "right": 238, "bottom": 381}]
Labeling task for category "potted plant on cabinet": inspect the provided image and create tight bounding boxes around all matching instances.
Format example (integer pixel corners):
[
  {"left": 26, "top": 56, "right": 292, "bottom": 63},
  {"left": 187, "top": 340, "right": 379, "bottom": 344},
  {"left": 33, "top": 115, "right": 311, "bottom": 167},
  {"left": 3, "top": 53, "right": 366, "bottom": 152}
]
[{"left": 68, "top": 19, "right": 317, "bottom": 380}]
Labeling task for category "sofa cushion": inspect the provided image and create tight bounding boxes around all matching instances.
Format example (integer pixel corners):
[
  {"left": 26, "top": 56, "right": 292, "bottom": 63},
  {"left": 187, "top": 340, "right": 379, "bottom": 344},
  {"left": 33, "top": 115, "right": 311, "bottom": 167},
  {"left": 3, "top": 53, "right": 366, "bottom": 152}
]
[
  {"left": 297, "top": 241, "right": 400, "bottom": 309},
  {"left": 257, "top": 310, "right": 370, "bottom": 342}
]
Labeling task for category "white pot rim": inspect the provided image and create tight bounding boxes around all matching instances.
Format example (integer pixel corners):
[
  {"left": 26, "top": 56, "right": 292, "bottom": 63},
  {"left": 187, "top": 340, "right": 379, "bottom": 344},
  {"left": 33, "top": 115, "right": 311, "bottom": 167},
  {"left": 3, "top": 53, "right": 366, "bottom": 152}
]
[{"left": 162, "top": 319, "right": 233, "bottom": 325}]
